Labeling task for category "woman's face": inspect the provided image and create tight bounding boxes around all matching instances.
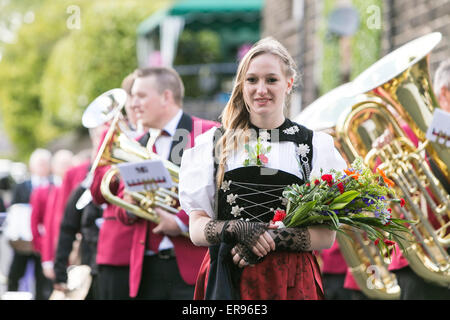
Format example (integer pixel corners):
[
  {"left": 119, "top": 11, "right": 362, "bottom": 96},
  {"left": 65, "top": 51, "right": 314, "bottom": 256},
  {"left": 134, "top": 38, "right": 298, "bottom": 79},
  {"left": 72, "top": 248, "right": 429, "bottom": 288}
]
[{"left": 243, "top": 53, "right": 293, "bottom": 124}]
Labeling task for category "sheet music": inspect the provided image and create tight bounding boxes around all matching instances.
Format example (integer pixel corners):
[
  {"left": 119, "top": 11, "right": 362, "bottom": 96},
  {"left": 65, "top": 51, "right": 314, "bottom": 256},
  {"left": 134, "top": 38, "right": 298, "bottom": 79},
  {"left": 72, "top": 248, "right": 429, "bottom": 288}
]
[{"left": 118, "top": 159, "right": 173, "bottom": 192}]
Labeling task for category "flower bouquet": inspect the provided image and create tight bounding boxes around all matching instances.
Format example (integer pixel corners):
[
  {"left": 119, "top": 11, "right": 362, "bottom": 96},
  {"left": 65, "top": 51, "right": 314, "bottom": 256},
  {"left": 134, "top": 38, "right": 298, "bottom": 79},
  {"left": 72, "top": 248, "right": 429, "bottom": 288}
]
[{"left": 272, "top": 157, "right": 413, "bottom": 254}]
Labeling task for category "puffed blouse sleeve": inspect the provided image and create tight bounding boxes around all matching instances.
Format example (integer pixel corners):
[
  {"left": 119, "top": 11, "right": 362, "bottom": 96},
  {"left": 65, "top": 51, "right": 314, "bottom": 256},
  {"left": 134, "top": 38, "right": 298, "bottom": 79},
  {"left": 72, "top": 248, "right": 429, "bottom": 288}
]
[
  {"left": 179, "top": 127, "right": 217, "bottom": 218},
  {"left": 310, "top": 131, "right": 348, "bottom": 177}
]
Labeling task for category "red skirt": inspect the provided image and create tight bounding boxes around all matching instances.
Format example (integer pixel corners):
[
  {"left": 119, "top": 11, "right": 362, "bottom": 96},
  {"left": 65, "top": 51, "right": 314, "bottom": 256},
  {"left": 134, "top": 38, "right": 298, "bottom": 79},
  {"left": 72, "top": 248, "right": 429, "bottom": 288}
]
[{"left": 194, "top": 250, "right": 324, "bottom": 300}]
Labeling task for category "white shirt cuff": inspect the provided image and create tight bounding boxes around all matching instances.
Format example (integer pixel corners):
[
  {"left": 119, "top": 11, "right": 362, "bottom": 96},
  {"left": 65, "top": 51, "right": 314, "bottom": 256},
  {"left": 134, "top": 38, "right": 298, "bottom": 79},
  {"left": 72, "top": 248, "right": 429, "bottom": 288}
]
[
  {"left": 42, "top": 261, "right": 54, "bottom": 269},
  {"left": 173, "top": 215, "right": 189, "bottom": 233}
]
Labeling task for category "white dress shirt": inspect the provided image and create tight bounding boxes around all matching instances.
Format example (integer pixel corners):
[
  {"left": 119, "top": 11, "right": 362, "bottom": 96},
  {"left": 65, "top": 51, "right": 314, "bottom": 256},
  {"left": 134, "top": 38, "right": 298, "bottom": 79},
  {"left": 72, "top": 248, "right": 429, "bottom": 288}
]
[{"left": 148, "top": 109, "right": 188, "bottom": 253}]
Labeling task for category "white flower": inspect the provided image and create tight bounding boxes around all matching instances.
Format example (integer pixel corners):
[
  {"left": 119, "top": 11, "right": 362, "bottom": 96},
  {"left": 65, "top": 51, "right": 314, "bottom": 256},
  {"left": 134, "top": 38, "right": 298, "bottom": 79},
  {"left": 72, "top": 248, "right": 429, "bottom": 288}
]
[
  {"left": 259, "top": 130, "right": 271, "bottom": 142},
  {"left": 231, "top": 205, "right": 243, "bottom": 217},
  {"left": 221, "top": 180, "right": 231, "bottom": 192},
  {"left": 274, "top": 221, "right": 286, "bottom": 229},
  {"left": 283, "top": 125, "right": 299, "bottom": 135},
  {"left": 226, "top": 193, "right": 238, "bottom": 205},
  {"left": 280, "top": 197, "right": 288, "bottom": 206},
  {"left": 296, "top": 143, "right": 310, "bottom": 157}
]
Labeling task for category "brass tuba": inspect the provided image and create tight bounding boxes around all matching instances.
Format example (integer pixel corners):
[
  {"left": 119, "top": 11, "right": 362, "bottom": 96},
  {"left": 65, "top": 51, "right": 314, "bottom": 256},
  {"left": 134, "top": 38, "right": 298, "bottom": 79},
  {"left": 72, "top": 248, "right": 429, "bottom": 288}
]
[
  {"left": 344, "top": 32, "right": 450, "bottom": 287},
  {"left": 295, "top": 32, "right": 450, "bottom": 294},
  {"left": 294, "top": 83, "right": 402, "bottom": 299}
]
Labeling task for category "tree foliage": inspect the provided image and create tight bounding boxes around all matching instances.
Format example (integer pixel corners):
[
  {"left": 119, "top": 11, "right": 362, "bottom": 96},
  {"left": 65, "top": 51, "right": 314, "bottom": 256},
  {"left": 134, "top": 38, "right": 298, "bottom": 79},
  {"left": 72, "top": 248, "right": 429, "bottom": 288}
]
[{"left": 0, "top": 0, "right": 166, "bottom": 160}]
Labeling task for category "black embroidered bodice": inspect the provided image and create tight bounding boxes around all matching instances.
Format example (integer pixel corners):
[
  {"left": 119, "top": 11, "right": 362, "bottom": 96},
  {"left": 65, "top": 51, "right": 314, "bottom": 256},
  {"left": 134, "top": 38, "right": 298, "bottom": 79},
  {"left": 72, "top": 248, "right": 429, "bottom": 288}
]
[
  {"left": 213, "top": 119, "right": 314, "bottom": 222},
  {"left": 217, "top": 167, "right": 303, "bottom": 222}
]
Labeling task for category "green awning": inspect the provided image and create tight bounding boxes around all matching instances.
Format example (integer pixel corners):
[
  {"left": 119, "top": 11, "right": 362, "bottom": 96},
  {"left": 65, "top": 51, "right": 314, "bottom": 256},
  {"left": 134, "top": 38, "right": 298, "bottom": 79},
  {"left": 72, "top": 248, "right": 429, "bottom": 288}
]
[
  {"left": 170, "top": 0, "right": 263, "bottom": 15},
  {"left": 137, "top": 0, "right": 263, "bottom": 36}
]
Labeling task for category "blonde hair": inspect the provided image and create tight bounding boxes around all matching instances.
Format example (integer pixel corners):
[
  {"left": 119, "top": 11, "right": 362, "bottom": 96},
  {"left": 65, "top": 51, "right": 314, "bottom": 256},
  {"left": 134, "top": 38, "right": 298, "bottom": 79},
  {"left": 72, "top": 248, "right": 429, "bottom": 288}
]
[{"left": 215, "top": 37, "right": 298, "bottom": 187}]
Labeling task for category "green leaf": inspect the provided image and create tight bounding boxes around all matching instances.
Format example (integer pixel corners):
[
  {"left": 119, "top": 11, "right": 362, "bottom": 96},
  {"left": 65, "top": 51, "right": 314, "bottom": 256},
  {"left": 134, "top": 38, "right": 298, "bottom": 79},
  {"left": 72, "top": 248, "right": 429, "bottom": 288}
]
[
  {"left": 287, "top": 200, "right": 317, "bottom": 227},
  {"left": 331, "top": 190, "right": 360, "bottom": 204},
  {"left": 329, "top": 190, "right": 360, "bottom": 209}
]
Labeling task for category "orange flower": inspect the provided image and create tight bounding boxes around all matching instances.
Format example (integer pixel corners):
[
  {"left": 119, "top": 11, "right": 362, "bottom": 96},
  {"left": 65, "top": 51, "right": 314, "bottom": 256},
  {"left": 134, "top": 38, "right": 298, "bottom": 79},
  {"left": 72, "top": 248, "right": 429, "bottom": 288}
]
[
  {"left": 376, "top": 168, "right": 395, "bottom": 188},
  {"left": 377, "top": 168, "right": 395, "bottom": 187},
  {"left": 344, "top": 168, "right": 360, "bottom": 180}
]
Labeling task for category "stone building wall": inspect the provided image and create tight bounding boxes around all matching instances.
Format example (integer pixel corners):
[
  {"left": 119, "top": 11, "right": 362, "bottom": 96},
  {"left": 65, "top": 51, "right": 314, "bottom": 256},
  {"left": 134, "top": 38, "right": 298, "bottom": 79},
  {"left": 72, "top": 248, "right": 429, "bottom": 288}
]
[
  {"left": 382, "top": 0, "right": 450, "bottom": 73},
  {"left": 262, "top": 0, "right": 450, "bottom": 110}
]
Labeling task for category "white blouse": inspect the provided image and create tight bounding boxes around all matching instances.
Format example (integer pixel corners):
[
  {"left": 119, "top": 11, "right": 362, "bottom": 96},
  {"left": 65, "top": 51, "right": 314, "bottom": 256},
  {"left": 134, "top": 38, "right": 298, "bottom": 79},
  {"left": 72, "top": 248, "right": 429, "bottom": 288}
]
[{"left": 179, "top": 127, "right": 347, "bottom": 218}]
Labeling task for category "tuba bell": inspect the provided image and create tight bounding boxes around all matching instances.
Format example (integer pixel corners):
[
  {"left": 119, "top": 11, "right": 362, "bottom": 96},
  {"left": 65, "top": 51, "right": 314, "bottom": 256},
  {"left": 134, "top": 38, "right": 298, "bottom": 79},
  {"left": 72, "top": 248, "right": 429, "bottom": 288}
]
[
  {"left": 76, "top": 88, "right": 133, "bottom": 210},
  {"left": 294, "top": 83, "right": 401, "bottom": 299},
  {"left": 344, "top": 31, "right": 450, "bottom": 287},
  {"left": 75, "top": 88, "right": 130, "bottom": 210}
]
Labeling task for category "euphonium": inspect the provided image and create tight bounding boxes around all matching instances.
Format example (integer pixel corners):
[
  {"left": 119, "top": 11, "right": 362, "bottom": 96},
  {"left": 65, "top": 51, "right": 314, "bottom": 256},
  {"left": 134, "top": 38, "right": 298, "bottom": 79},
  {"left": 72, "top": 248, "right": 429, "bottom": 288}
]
[
  {"left": 342, "top": 32, "right": 450, "bottom": 287},
  {"left": 76, "top": 88, "right": 133, "bottom": 210},
  {"left": 99, "top": 131, "right": 188, "bottom": 237},
  {"left": 96, "top": 113, "right": 188, "bottom": 237},
  {"left": 294, "top": 83, "right": 401, "bottom": 299},
  {"left": 78, "top": 88, "right": 188, "bottom": 236}
]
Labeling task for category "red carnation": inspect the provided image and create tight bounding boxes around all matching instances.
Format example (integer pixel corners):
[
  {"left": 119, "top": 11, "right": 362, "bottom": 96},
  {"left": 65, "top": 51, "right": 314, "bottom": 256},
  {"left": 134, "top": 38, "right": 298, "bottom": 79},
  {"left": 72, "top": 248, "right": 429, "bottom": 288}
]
[
  {"left": 272, "top": 209, "right": 286, "bottom": 222},
  {"left": 337, "top": 182, "right": 345, "bottom": 194},
  {"left": 384, "top": 239, "right": 395, "bottom": 246},
  {"left": 374, "top": 238, "right": 380, "bottom": 245},
  {"left": 321, "top": 174, "right": 334, "bottom": 186},
  {"left": 400, "top": 198, "right": 406, "bottom": 207},
  {"left": 314, "top": 179, "right": 320, "bottom": 185}
]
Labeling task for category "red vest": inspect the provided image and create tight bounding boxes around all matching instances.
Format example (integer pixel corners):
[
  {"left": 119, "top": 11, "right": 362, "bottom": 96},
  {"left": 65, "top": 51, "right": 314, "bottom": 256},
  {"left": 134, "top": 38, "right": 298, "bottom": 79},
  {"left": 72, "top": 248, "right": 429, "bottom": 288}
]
[
  {"left": 30, "top": 185, "right": 52, "bottom": 254},
  {"left": 90, "top": 133, "right": 135, "bottom": 266}
]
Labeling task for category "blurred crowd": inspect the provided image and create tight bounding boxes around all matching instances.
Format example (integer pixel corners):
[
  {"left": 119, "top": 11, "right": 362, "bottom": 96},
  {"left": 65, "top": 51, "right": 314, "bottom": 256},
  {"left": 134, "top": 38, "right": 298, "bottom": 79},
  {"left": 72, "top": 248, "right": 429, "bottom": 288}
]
[{"left": 0, "top": 146, "right": 95, "bottom": 299}]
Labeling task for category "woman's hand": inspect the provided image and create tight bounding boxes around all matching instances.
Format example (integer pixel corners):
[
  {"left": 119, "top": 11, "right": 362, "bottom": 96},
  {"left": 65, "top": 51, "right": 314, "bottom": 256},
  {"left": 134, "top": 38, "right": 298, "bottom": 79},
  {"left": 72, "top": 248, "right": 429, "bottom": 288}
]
[
  {"left": 231, "top": 246, "right": 250, "bottom": 268},
  {"left": 251, "top": 230, "right": 276, "bottom": 257},
  {"left": 230, "top": 229, "right": 276, "bottom": 268}
]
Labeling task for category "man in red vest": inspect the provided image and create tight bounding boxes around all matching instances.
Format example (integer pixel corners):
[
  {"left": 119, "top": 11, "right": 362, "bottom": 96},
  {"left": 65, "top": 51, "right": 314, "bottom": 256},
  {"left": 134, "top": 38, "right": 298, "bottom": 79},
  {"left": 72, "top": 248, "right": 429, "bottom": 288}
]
[
  {"left": 115, "top": 67, "right": 219, "bottom": 299},
  {"left": 38, "top": 149, "right": 74, "bottom": 281},
  {"left": 89, "top": 72, "right": 144, "bottom": 300}
]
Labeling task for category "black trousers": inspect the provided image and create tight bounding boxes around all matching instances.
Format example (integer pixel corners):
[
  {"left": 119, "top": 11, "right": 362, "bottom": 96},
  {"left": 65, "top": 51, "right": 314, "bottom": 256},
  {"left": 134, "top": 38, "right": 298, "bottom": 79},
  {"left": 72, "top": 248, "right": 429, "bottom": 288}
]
[
  {"left": 7, "top": 250, "right": 52, "bottom": 300},
  {"left": 136, "top": 255, "right": 195, "bottom": 300},
  {"left": 97, "top": 264, "right": 133, "bottom": 300},
  {"left": 322, "top": 273, "right": 352, "bottom": 300},
  {"left": 393, "top": 266, "right": 450, "bottom": 300}
]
